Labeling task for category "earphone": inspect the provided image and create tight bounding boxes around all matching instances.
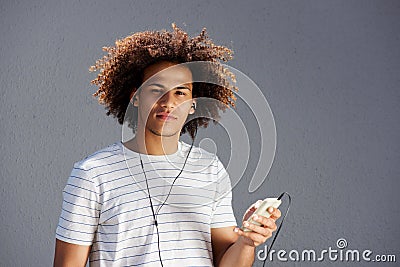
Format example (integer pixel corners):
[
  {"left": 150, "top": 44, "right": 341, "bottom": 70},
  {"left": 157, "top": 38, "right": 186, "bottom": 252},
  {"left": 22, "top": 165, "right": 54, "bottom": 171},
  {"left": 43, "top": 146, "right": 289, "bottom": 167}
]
[
  {"left": 137, "top": 136, "right": 290, "bottom": 267},
  {"left": 261, "top": 192, "right": 291, "bottom": 267},
  {"left": 127, "top": 94, "right": 289, "bottom": 266},
  {"left": 138, "top": 127, "right": 197, "bottom": 267}
]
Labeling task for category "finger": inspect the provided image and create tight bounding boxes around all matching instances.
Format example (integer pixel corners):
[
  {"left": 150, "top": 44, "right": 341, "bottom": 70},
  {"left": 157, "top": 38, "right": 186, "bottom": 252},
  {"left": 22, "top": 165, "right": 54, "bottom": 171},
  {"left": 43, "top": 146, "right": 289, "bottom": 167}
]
[
  {"left": 245, "top": 215, "right": 277, "bottom": 235},
  {"left": 268, "top": 207, "right": 281, "bottom": 220},
  {"left": 252, "top": 214, "right": 275, "bottom": 228},
  {"left": 246, "top": 224, "right": 272, "bottom": 239},
  {"left": 243, "top": 218, "right": 270, "bottom": 234},
  {"left": 234, "top": 227, "right": 269, "bottom": 245}
]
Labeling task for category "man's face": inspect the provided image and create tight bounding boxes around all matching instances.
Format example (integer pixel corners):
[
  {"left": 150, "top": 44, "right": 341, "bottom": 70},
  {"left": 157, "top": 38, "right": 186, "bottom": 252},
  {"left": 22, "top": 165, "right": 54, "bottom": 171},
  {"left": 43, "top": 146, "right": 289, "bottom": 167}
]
[{"left": 133, "top": 61, "right": 194, "bottom": 137}]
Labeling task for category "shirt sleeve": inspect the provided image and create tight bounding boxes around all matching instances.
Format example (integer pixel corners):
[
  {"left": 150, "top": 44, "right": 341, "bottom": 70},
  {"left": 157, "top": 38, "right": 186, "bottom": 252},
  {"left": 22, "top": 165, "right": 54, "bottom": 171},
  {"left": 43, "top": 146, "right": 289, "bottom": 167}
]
[
  {"left": 210, "top": 157, "right": 238, "bottom": 228},
  {"left": 55, "top": 161, "right": 100, "bottom": 246}
]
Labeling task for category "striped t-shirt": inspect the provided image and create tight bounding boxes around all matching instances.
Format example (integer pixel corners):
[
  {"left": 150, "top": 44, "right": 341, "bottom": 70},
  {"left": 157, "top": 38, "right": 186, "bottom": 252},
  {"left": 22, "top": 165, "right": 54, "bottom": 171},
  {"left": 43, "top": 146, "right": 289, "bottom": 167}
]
[{"left": 56, "top": 140, "right": 237, "bottom": 266}]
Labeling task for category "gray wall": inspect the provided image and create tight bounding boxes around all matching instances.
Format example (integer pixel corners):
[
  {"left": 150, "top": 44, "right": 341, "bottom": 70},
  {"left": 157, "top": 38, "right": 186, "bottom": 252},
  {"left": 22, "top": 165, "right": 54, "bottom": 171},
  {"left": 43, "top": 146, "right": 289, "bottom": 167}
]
[{"left": 1, "top": 0, "right": 399, "bottom": 266}]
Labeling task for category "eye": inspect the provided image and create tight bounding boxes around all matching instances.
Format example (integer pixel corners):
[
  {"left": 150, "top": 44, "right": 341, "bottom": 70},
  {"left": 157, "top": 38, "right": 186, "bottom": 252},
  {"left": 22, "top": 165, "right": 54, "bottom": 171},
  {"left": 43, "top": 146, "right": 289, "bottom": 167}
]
[
  {"left": 150, "top": 88, "right": 163, "bottom": 94},
  {"left": 175, "top": 90, "right": 186, "bottom": 96}
]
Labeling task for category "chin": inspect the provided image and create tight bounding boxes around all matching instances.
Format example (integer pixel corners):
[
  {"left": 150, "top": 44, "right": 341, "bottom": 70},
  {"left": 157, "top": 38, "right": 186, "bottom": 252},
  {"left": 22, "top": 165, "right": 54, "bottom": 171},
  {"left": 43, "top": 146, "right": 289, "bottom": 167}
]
[{"left": 148, "top": 127, "right": 180, "bottom": 138}]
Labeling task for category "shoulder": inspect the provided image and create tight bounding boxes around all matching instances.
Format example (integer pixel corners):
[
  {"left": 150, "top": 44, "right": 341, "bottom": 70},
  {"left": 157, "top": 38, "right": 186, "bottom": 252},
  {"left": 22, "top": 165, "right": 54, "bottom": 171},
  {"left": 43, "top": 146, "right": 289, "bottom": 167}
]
[{"left": 72, "top": 141, "right": 123, "bottom": 173}]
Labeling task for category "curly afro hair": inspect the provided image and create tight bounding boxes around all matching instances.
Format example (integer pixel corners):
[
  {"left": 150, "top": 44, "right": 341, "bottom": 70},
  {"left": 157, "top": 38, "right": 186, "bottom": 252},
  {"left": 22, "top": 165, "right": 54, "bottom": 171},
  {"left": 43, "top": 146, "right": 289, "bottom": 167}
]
[{"left": 89, "top": 23, "right": 238, "bottom": 139}]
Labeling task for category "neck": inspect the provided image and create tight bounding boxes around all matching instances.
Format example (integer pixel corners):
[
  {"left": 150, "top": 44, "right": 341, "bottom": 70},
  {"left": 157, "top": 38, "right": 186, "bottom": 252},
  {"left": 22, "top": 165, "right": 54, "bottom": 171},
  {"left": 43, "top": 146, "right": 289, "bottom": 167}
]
[{"left": 125, "top": 128, "right": 180, "bottom": 156}]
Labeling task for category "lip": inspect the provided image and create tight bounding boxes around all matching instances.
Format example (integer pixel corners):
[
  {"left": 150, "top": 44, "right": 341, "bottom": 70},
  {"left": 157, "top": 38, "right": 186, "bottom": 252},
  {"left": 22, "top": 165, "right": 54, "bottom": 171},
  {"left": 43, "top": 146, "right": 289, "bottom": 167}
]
[{"left": 156, "top": 112, "right": 177, "bottom": 121}]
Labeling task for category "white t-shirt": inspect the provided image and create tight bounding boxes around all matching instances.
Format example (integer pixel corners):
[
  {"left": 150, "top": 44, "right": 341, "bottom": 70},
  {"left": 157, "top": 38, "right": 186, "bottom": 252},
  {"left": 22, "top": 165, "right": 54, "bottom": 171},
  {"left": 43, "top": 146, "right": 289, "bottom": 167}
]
[{"left": 56, "top": 140, "right": 237, "bottom": 267}]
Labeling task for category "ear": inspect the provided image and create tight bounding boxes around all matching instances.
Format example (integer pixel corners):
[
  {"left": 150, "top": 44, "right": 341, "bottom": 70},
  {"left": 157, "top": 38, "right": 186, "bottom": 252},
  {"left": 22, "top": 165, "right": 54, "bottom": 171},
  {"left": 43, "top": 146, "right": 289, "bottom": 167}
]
[
  {"left": 130, "top": 89, "right": 139, "bottom": 107},
  {"left": 189, "top": 100, "right": 196, "bottom": 115}
]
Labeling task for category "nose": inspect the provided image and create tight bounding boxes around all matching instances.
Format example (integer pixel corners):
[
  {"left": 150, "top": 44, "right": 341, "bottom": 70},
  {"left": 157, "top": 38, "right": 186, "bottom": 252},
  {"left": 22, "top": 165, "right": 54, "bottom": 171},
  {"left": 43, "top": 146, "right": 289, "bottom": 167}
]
[{"left": 158, "top": 90, "right": 176, "bottom": 109}]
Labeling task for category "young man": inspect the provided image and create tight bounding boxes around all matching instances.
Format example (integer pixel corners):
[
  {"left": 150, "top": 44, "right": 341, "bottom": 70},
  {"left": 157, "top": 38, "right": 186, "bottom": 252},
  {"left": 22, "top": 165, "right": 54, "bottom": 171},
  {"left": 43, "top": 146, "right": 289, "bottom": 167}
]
[{"left": 54, "top": 24, "right": 281, "bottom": 267}]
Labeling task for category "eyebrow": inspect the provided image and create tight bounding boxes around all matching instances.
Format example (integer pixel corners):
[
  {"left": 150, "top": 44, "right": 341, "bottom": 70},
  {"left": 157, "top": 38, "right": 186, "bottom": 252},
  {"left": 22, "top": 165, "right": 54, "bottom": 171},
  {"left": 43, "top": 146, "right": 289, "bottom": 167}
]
[{"left": 147, "top": 83, "right": 192, "bottom": 91}]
